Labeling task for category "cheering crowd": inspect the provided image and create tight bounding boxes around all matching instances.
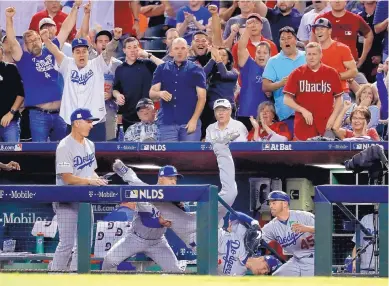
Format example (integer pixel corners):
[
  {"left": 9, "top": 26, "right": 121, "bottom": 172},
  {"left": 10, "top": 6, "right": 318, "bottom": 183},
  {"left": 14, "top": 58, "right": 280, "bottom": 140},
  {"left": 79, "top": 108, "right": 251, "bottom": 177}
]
[{"left": 0, "top": 0, "right": 387, "bottom": 143}]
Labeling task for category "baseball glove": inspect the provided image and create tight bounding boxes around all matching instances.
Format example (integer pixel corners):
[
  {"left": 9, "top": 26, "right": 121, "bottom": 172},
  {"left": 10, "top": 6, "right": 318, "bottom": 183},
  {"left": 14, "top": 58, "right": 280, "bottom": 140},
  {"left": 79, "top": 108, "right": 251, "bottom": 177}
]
[{"left": 244, "top": 226, "right": 262, "bottom": 256}]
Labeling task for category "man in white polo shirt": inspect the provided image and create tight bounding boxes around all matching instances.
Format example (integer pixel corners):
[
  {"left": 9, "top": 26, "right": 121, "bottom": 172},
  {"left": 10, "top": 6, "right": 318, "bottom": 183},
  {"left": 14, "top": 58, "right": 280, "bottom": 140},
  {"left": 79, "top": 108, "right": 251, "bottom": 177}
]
[
  {"left": 205, "top": 99, "right": 248, "bottom": 143},
  {"left": 40, "top": 27, "right": 122, "bottom": 141}
]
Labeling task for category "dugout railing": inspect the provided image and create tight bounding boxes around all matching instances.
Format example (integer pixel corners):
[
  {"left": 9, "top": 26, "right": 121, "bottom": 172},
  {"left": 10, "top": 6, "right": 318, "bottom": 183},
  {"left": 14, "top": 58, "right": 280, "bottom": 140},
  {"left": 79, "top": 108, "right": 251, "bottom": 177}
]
[{"left": 0, "top": 184, "right": 219, "bottom": 274}]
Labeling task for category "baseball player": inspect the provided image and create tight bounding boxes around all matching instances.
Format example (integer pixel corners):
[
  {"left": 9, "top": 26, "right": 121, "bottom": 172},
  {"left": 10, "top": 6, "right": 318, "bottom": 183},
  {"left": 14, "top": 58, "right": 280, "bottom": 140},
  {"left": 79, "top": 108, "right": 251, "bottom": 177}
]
[
  {"left": 101, "top": 202, "right": 183, "bottom": 272},
  {"left": 52, "top": 108, "right": 108, "bottom": 271},
  {"left": 112, "top": 133, "right": 240, "bottom": 251},
  {"left": 261, "top": 191, "right": 315, "bottom": 276},
  {"left": 218, "top": 211, "right": 282, "bottom": 276}
]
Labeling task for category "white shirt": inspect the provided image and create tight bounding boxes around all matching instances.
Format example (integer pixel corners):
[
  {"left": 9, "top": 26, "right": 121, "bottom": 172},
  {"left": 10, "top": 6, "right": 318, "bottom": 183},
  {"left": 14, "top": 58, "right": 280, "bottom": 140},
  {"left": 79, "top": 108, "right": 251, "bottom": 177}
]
[
  {"left": 56, "top": 54, "right": 109, "bottom": 125},
  {"left": 205, "top": 118, "right": 248, "bottom": 142},
  {"left": 0, "top": 1, "right": 40, "bottom": 36},
  {"left": 297, "top": 5, "right": 332, "bottom": 41},
  {"left": 62, "top": 42, "right": 73, "bottom": 57}
]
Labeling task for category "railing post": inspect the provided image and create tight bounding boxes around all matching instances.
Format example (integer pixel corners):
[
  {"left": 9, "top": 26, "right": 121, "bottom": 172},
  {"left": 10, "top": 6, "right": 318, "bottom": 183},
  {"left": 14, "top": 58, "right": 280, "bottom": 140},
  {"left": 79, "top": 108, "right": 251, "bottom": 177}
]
[{"left": 78, "top": 203, "right": 92, "bottom": 273}]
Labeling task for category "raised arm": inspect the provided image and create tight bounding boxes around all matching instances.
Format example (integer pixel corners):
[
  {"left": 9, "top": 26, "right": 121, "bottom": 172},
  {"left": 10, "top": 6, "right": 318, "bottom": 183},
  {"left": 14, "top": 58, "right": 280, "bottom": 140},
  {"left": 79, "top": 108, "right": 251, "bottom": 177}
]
[
  {"left": 237, "top": 21, "right": 251, "bottom": 68},
  {"left": 57, "top": 0, "right": 82, "bottom": 48},
  {"left": 40, "top": 29, "right": 65, "bottom": 66},
  {"left": 76, "top": 0, "right": 91, "bottom": 39},
  {"left": 208, "top": 5, "right": 223, "bottom": 47},
  {"left": 5, "top": 7, "right": 22, "bottom": 62},
  {"left": 102, "top": 28, "right": 122, "bottom": 65}
]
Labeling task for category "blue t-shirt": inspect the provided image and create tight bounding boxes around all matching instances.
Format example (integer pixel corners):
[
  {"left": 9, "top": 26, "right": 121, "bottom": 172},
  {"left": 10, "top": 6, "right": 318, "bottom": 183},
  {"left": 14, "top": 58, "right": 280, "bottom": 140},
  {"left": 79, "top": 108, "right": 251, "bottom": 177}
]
[
  {"left": 263, "top": 50, "right": 306, "bottom": 121},
  {"left": 238, "top": 57, "right": 266, "bottom": 117},
  {"left": 16, "top": 38, "right": 63, "bottom": 106},
  {"left": 373, "top": 0, "right": 388, "bottom": 55},
  {"left": 176, "top": 6, "right": 211, "bottom": 44}
]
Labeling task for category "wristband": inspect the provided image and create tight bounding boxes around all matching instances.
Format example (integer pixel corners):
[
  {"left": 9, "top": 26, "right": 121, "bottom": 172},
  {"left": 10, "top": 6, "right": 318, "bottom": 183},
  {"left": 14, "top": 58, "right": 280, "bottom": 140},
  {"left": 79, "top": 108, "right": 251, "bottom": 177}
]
[{"left": 10, "top": 109, "right": 16, "bottom": 115}]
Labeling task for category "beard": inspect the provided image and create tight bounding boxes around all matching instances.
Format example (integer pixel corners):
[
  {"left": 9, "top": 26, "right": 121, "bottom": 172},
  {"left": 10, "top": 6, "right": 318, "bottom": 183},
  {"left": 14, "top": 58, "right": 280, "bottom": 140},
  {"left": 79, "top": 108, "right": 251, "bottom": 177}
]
[{"left": 30, "top": 45, "right": 42, "bottom": 56}]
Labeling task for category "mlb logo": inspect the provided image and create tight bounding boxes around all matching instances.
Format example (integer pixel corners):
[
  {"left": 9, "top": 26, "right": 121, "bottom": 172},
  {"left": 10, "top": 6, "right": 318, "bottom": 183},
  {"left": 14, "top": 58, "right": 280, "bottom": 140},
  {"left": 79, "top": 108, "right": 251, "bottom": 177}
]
[
  {"left": 262, "top": 143, "right": 271, "bottom": 151},
  {"left": 125, "top": 190, "right": 138, "bottom": 199},
  {"left": 356, "top": 144, "right": 362, "bottom": 149},
  {"left": 14, "top": 144, "right": 22, "bottom": 151},
  {"left": 142, "top": 145, "right": 150, "bottom": 151},
  {"left": 345, "top": 31, "right": 352, "bottom": 36}
]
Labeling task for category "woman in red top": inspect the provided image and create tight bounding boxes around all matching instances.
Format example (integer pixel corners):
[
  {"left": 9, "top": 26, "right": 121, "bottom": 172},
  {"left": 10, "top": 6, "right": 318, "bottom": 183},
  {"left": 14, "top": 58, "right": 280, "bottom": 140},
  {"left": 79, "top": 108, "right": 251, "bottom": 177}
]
[
  {"left": 248, "top": 101, "right": 292, "bottom": 141},
  {"left": 333, "top": 104, "right": 381, "bottom": 141}
]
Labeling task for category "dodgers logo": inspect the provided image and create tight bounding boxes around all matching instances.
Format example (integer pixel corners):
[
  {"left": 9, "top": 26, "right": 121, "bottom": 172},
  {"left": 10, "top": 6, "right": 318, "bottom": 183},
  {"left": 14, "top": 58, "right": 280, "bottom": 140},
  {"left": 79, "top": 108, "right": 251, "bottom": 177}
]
[
  {"left": 71, "top": 69, "right": 94, "bottom": 85},
  {"left": 276, "top": 232, "right": 304, "bottom": 248},
  {"left": 73, "top": 153, "right": 95, "bottom": 170},
  {"left": 222, "top": 240, "right": 241, "bottom": 274}
]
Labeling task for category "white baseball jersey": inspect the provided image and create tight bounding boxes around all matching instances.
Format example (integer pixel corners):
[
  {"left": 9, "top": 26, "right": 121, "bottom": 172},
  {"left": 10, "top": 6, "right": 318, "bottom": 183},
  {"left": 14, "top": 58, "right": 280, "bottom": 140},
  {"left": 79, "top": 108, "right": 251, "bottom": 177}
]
[
  {"left": 56, "top": 54, "right": 108, "bottom": 125},
  {"left": 262, "top": 210, "right": 315, "bottom": 259},
  {"left": 218, "top": 223, "right": 249, "bottom": 276},
  {"left": 352, "top": 213, "right": 378, "bottom": 271},
  {"left": 56, "top": 134, "right": 97, "bottom": 185}
]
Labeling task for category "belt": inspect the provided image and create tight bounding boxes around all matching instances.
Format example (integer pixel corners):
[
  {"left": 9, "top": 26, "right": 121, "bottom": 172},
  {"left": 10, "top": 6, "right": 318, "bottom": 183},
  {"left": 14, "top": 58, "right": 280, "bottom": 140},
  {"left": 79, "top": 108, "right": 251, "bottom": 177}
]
[
  {"left": 133, "top": 230, "right": 160, "bottom": 241},
  {"left": 29, "top": 106, "right": 60, "bottom": 114}
]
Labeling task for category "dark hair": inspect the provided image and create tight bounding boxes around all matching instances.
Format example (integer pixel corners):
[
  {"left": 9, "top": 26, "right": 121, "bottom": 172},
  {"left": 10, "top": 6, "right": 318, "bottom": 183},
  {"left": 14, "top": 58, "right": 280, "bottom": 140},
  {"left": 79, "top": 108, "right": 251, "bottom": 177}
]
[
  {"left": 123, "top": 37, "right": 139, "bottom": 48},
  {"left": 192, "top": 31, "right": 208, "bottom": 40},
  {"left": 256, "top": 41, "right": 271, "bottom": 53},
  {"left": 279, "top": 26, "right": 297, "bottom": 39},
  {"left": 350, "top": 106, "right": 371, "bottom": 124}
]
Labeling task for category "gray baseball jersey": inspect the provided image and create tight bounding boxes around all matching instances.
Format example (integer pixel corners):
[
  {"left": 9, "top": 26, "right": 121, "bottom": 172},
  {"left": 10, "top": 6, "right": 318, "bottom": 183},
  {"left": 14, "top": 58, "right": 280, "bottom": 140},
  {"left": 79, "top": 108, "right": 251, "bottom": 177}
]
[
  {"left": 218, "top": 223, "right": 249, "bottom": 276},
  {"left": 102, "top": 202, "right": 182, "bottom": 272},
  {"left": 51, "top": 135, "right": 97, "bottom": 271},
  {"left": 352, "top": 213, "right": 378, "bottom": 272},
  {"left": 262, "top": 210, "right": 315, "bottom": 276}
]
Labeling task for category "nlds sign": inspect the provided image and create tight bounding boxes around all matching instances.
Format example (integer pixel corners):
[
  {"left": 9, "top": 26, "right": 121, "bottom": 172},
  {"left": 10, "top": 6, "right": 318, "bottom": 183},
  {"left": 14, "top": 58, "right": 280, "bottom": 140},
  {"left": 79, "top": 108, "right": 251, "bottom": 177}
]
[
  {"left": 141, "top": 144, "right": 166, "bottom": 151},
  {"left": 125, "top": 188, "right": 164, "bottom": 200},
  {"left": 262, "top": 143, "right": 293, "bottom": 151}
]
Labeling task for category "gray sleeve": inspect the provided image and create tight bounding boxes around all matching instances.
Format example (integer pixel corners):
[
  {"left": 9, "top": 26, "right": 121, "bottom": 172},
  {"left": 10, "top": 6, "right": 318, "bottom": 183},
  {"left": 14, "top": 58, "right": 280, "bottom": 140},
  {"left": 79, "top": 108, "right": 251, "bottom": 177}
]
[
  {"left": 56, "top": 143, "right": 73, "bottom": 174},
  {"left": 261, "top": 222, "right": 275, "bottom": 243},
  {"left": 91, "top": 143, "right": 98, "bottom": 171},
  {"left": 302, "top": 211, "right": 315, "bottom": 226},
  {"left": 223, "top": 19, "right": 232, "bottom": 40},
  {"left": 261, "top": 18, "right": 273, "bottom": 41}
]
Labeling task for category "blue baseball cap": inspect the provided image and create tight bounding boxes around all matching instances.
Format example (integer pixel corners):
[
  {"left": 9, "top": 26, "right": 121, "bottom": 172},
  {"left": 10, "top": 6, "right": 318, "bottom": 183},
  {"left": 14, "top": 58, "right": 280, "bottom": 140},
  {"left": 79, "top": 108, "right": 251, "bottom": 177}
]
[
  {"left": 71, "top": 38, "right": 89, "bottom": 51},
  {"left": 70, "top": 108, "right": 99, "bottom": 123},
  {"left": 264, "top": 255, "right": 282, "bottom": 274},
  {"left": 158, "top": 165, "right": 183, "bottom": 178}
]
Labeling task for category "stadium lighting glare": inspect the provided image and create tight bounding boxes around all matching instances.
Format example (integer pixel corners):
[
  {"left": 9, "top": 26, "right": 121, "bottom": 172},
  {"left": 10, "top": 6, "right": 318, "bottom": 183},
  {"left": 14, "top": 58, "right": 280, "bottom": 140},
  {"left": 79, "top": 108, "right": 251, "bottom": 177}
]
[
  {"left": 127, "top": 163, "right": 162, "bottom": 170},
  {"left": 309, "top": 164, "right": 345, "bottom": 169}
]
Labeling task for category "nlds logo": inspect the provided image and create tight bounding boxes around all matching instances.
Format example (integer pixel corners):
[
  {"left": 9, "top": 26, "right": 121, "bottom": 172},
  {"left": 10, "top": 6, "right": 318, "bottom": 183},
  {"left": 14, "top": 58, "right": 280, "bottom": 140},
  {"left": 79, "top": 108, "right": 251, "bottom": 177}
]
[
  {"left": 125, "top": 188, "right": 164, "bottom": 200},
  {"left": 262, "top": 143, "right": 293, "bottom": 151},
  {"left": 142, "top": 144, "right": 166, "bottom": 151},
  {"left": 353, "top": 143, "right": 380, "bottom": 150}
]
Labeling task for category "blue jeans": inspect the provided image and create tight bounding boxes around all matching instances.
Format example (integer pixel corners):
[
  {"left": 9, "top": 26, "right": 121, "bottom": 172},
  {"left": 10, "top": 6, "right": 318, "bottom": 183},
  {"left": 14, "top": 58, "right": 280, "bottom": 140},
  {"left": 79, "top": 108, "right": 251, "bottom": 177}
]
[
  {"left": 158, "top": 121, "right": 201, "bottom": 142},
  {"left": 29, "top": 109, "right": 67, "bottom": 142},
  {"left": 0, "top": 119, "right": 20, "bottom": 142}
]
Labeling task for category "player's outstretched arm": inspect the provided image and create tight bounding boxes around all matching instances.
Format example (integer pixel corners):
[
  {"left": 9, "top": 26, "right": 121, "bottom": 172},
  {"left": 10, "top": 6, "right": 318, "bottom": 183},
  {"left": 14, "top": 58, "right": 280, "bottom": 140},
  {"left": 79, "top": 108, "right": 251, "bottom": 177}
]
[{"left": 112, "top": 159, "right": 148, "bottom": 186}]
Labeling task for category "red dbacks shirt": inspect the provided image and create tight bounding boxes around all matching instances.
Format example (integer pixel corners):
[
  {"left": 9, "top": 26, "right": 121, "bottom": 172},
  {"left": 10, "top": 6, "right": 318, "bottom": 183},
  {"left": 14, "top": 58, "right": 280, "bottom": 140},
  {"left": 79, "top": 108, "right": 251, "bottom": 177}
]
[
  {"left": 284, "top": 64, "right": 343, "bottom": 140},
  {"left": 314, "top": 11, "right": 371, "bottom": 60}
]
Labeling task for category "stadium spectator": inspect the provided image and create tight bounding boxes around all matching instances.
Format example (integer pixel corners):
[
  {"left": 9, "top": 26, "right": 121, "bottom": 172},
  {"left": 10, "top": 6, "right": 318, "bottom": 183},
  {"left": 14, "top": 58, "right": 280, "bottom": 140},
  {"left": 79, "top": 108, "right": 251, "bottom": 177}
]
[
  {"left": 223, "top": 0, "right": 272, "bottom": 49},
  {"left": 355, "top": 0, "right": 385, "bottom": 83},
  {"left": 312, "top": 0, "right": 373, "bottom": 66},
  {"left": 5, "top": 4, "right": 80, "bottom": 142},
  {"left": 163, "top": 0, "right": 189, "bottom": 29},
  {"left": 162, "top": 28, "right": 180, "bottom": 62},
  {"left": 38, "top": 18, "right": 72, "bottom": 57},
  {"left": 236, "top": 25, "right": 271, "bottom": 129},
  {"left": 0, "top": 36, "right": 13, "bottom": 63},
  {"left": 313, "top": 18, "right": 357, "bottom": 99},
  {"left": 0, "top": 45, "right": 24, "bottom": 142},
  {"left": 124, "top": 98, "right": 158, "bottom": 142},
  {"left": 373, "top": 0, "right": 388, "bottom": 61},
  {"left": 342, "top": 84, "right": 381, "bottom": 130},
  {"left": 283, "top": 42, "right": 343, "bottom": 141},
  {"left": 262, "top": 26, "right": 306, "bottom": 134},
  {"left": 219, "top": 0, "right": 241, "bottom": 21},
  {"left": 42, "top": 27, "right": 122, "bottom": 141},
  {"left": 90, "top": 30, "right": 122, "bottom": 141},
  {"left": 248, "top": 101, "right": 292, "bottom": 142},
  {"left": 29, "top": 0, "right": 77, "bottom": 41},
  {"left": 333, "top": 104, "right": 380, "bottom": 141},
  {"left": 205, "top": 99, "right": 248, "bottom": 142},
  {"left": 176, "top": 0, "right": 211, "bottom": 45},
  {"left": 140, "top": 1, "right": 166, "bottom": 37},
  {"left": 188, "top": 31, "right": 211, "bottom": 67},
  {"left": 113, "top": 37, "right": 163, "bottom": 132},
  {"left": 149, "top": 38, "right": 206, "bottom": 142},
  {"left": 202, "top": 47, "right": 238, "bottom": 137},
  {"left": 256, "top": 0, "right": 303, "bottom": 49},
  {"left": 231, "top": 13, "right": 278, "bottom": 70},
  {"left": 297, "top": 1, "right": 331, "bottom": 45}
]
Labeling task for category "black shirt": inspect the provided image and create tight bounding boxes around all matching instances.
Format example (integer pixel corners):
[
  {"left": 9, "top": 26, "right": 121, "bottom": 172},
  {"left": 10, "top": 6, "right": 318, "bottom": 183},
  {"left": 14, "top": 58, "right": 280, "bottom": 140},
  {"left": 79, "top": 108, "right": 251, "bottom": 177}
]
[
  {"left": 0, "top": 62, "right": 24, "bottom": 118},
  {"left": 140, "top": 1, "right": 165, "bottom": 28},
  {"left": 220, "top": 1, "right": 241, "bottom": 18},
  {"left": 113, "top": 59, "right": 157, "bottom": 125}
]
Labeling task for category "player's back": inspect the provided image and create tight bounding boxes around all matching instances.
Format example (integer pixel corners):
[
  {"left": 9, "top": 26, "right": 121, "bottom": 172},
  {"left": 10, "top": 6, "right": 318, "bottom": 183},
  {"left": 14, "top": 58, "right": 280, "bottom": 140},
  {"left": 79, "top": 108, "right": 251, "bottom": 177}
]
[
  {"left": 131, "top": 202, "right": 166, "bottom": 240},
  {"left": 262, "top": 210, "right": 315, "bottom": 259}
]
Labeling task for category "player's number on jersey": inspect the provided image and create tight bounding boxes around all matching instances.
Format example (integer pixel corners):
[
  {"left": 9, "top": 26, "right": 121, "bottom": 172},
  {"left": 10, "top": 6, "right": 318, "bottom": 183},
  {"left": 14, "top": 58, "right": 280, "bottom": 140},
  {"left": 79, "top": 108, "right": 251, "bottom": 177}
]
[{"left": 301, "top": 235, "right": 314, "bottom": 250}]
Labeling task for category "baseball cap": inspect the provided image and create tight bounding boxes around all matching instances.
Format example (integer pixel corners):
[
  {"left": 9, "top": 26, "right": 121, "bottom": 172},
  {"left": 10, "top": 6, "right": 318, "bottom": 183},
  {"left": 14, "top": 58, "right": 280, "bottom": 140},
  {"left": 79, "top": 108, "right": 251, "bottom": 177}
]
[
  {"left": 71, "top": 38, "right": 89, "bottom": 51},
  {"left": 70, "top": 108, "right": 99, "bottom": 123},
  {"left": 213, "top": 99, "right": 232, "bottom": 110},
  {"left": 136, "top": 98, "right": 154, "bottom": 111},
  {"left": 312, "top": 18, "right": 332, "bottom": 29},
  {"left": 247, "top": 13, "right": 263, "bottom": 23},
  {"left": 158, "top": 165, "right": 183, "bottom": 178},
  {"left": 95, "top": 30, "right": 113, "bottom": 43},
  {"left": 264, "top": 255, "right": 282, "bottom": 274},
  {"left": 39, "top": 18, "right": 56, "bottom": 30}
]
